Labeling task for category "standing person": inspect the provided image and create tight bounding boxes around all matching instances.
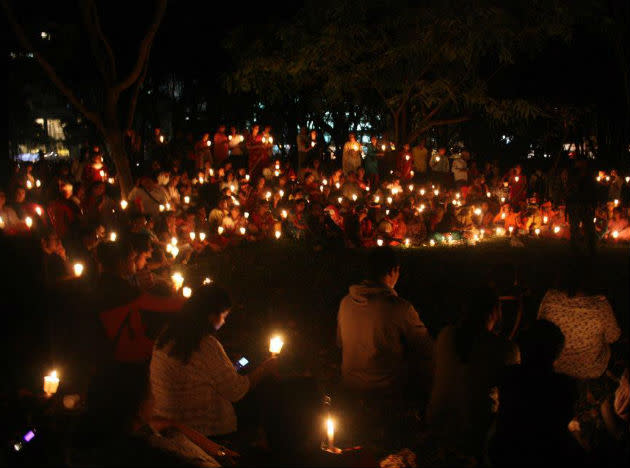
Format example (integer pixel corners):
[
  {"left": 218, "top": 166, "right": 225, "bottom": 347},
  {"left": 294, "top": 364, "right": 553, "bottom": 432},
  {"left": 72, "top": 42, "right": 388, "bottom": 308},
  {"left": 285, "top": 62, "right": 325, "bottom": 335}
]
[
  {"left": 195, "top": 134, "right": 213, "bottom": 172},
  {"left": 342, "top": 133, "right": 362, "bottom": 176},
  {"left": 397, "top": 144, "right": 413, "bottom": 181},
  {"left": 228, "top": 127, "right": 244, "bottom": 169},
  {"left": 364, "top": 136, "right": 381, "bottom": 189},
  {"left": 337, "top": 247, "right": 434, "bottom": 399},
  {"left": 429, "top": 147, "right": 450, "bottom": 185},
  {"left": 450, "top": 152, "right": 468, "bottom": 188},
  {"left": 305, "top": 129, "right": 320, "bottom": 168},
  {"left": 566, "top": 158, "right": 598, "bottom": 255},
  {"left": 426, "top": 286, "right": 520, "bottom": 459},
  {"left": 296, "top": 127, "right": 309, "bottom": 174},
  {"left": 213, "top": 126, "right": 229, "bottom": 169},
  {"left": 246, "top": 125, "right": 267, "bottom": 180},
  {"left": 412, "top": 139, "right": 429, "bottom": 180}
]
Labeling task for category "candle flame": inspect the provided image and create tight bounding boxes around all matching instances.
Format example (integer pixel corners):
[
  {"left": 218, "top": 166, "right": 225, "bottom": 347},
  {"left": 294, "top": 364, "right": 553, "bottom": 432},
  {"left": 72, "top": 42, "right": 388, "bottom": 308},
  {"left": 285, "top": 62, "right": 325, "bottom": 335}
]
[{"left": 269, "top": 335, "right": 284, "bottom": 354}]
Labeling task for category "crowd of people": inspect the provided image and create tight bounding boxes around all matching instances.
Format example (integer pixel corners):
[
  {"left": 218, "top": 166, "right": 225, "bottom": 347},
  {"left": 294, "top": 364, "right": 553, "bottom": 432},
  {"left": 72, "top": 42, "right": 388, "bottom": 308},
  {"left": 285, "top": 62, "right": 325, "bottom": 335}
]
[{"left": 1, "top": 125, "right": 628, "bottom": 467}]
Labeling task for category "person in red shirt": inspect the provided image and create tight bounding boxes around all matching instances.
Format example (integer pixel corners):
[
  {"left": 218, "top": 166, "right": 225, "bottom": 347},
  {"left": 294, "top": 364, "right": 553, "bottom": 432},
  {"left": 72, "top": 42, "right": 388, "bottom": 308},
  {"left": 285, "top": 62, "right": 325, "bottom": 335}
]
[
  {"left": 82, "top": 151, "right": 107, "bottom": 187},
  {"left": 47, "top": 181, "right": 81, "bottom": 241},
  {"left": 213, "top": 125, "right": 229, "bottom": 168},
  {"left": 397, "top": 144, "right": 414, "bottom": 181},
  {"left": 94, "top": 240, "right": 185, "bottom": 364},
  {"left": 246, "top": 125, "right": 268, "bottom": 180}
]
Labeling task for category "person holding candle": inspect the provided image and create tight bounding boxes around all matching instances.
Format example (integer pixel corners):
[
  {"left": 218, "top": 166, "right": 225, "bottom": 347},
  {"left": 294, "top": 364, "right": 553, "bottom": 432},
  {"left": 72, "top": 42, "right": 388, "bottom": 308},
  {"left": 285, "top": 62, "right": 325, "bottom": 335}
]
[
  {"left": 342, "top": 133, "right": 362, "bottom": 176},
  {"left": 151, "top": 284, "right": 278, "bottom": 438},
  {"left": 213, "top": 125, "right": 230, "bottom": 169}
]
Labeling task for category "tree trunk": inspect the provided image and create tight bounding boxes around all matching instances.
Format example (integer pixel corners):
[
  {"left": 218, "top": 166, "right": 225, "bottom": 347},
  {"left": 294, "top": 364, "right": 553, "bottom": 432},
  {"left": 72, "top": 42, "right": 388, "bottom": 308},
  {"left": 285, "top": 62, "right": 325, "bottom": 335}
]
[{"left": 103, "top": 129, "right": 134, "bottom": 197}]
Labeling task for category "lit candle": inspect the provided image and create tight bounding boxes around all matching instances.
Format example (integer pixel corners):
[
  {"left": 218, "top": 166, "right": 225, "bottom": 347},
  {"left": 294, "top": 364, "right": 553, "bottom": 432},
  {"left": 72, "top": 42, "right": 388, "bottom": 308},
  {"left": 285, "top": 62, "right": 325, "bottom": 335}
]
[
  {"left": 419, "top": 204, "right": 425, "bottom": 212},
  {"left": 377, "top": 238, "right": 384, "bottom": 247},
  {"left": 429, "top": 239, "right": 436, "bottom": 246},
  {"left": 171, "top": 272, "right": 184, "bottom": 291},
  {"left": 335, "top": 182, "right": 341, "bottom": 189},
  {"left": 381, "top": 144, "right": 386, "bottom": 151},
  {"left": 244, "top": 212, "right": 250, "bottom": 219},
  {"left": 159, "top": 204, "right": 165, "bottom": 212},
  {"left": 25, "top": 216, "right": 33, "bottom": 229},
  {"left": 99, "top": 170, "right": 105, "bottom": 178},
  {"left": 245, "top": 174, "right": 250, "bottom": 182},
  {"left": 420, "top": 188, "right": 425, "bottom": 196},
  {"left": 374, "top": 196, "right": 380, "bottom": 203},
  {"left": 165, "top": 203, "right": 171, "bottom": 211},
  {"left": 404, "top": 238, "right": 411, "bottom": 247},
  {"left": 612, "top": 230, "right": 619, "bottom": 239},
  {"left": 269, "top": 335, "right": 284, "bottom": 355},
  {"left": 337, "top": 197, "right": 343, "bottom": 204},
  {"left": 543, "top": 216, "right": 548, "bottom": 224},
  {"left": 474, "top": 208, "right": 482, "bottom": 216},
  {"left": 26, "top": 180, "right": 33, "bottom": 189},
  {"left": 514, "top": 176, "right": 520, "bottom": 183},
  {"left": 501, "top": 213, "right": 506, "bottom": 220},
  {"left": 228, "top": 135, "right": 233, "bottom": 141},
  {"left": 496, "top": 227, "right": 505, "bottom": 236},
  {"left": 120, "top": 200, "right": 128, "bottom": 210},
  {"left": 275, "top": 230, "right": 281, "bottom": 239},
  {"left": 207, "top": 140, "right": 212, "bottom": 147},
  {"left": 535, "top": 228, "right": 541, "bottom": 236},
  {"left": 199, "top": 176, "right": 205, "bottom": 184},
  {"left": 435, "top": 156, "right": 440, "bottom": 162},
  {"left": 405, "top": 154, "right": 410, "bottom": 161},
  {"left": 209, "top": 169, "right": 215, "bottom": 177},
  {"left": 508, "top": 226, "right": 514, "bottom": 234},
  {"left": 500, "top": 197, "right": 506, "bottom": 203},
  {"left": 281, "top": 210, "right": 288, "bottom": 219},
  {"left": 43, "top": 370, "right": 60, "bottom": 396},
  {"left": 279, "top": 190, "right": 285, "bottom": 198},
  {"left": 203, "top": 277, "right": 212, "bottom": 285},
  {"left": 326, "top": 417, "right": 335, "bottom": 449},
  {"left": 387, "top": 197, "right": 393, "bottom": 204},
  {"left": 199, "top": 232, "right": 206, "bottom": 241},
  {"left": 408, "top": 184, "right": 414, "bottom": 192},
  {"left": 351, "top": 194, "right": 357, "bottom": 201},
  {"left": 109, "top": 232, "right": 117, "bottom": 242},
  {"left": 265, "top": 191, "right": 272, "bottom": 200},
  {"left": 218, "top": 226, "right": 224, "bottom": 235},
  {"left": 554, "top": 226, "right": 561, "bottom": 234},
  {"left": 486, "top": 191, "right": 491, "bottom": 198},
  {"left": 184, "top": 196, "right": 190, "bottom": 204},
  {"left": 626, "top": 176, "right": 630, "bottom": 183},
  {"left": 170, "top": 246, "right": 179, "bottom": 258},
  {"left": 159, "top": 135, "right": 165, "bottom": 143},
  {"left": 0, "top": 216, "right": 4, "bottom": 228},
  {"left": 73, "top": 263, "right": 84, "bottom": 277},
  {"left": 35, "top": 206, "right": 43, "bottom": 216},
  {"left": 189, "top": 232, "right": 196, "bottom": 241},
  {"left": 322, "top": 179, "right": 328, "bottom": 185},
  {"left": 614, "top": 199, "right": 619, "bottom": 206},
  {"left": 36, "top": 179, "right": 41, "bottom": 188},
  {"left": 239, "top": 227, "right": 246, "bottom": 235},
  {"left": 108, "top": 177, "right": 115, "bottom": 184},
  {"left": 311, "top": 141, "right": 316, "bottom": 148},
  {"left": 171, "top": 237, "right": 178, "bottom": 246},
  {"left": 182, "top": 286, "right": 192, "bottom": 298}
]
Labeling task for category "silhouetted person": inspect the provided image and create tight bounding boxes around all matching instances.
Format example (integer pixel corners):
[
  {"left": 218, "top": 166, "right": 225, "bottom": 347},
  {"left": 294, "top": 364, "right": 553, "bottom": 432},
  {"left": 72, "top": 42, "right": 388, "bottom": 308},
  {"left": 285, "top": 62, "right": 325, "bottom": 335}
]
[{"left": 567, "top": 158, "right": 597, "bottom": 256}]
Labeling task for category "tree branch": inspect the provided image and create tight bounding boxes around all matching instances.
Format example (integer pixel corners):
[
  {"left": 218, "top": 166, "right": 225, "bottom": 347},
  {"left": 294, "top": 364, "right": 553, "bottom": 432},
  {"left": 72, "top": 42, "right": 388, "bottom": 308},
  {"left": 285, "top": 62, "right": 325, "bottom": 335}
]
[
  {"left": 126, "top": 57, "right": 150, "bottom": 130},
  {"left": 88, "top": 0, "right": 118, "bottom": 81},
  {"left": 80, "top": 0, "right": 110, "bottom": 83},
  {"left": 114, "top": 0, "right": 167, "bottom": 92},
  {"left": 406, "top": 116, "right": 470, "bottom": 143},
  {"left": 2, "top": 0, "right": 104, "bottom": 132}
]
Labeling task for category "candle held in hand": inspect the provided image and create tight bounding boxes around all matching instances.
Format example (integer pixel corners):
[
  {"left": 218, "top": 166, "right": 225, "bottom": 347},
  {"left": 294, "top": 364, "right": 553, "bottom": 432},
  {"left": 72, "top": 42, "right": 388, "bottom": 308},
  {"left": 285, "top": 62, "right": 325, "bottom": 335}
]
[
  {"left": 73, "top": 263, "right": 84, "bottom": 277},
  {"left": 326, "top": 418, "right": 335, "bottom": 449},
  {"left": 44, "top": 370, "right": 60, "bottom": 396},
  {"left": 269, "top": 335, "right": 284, "bottom": 355}
]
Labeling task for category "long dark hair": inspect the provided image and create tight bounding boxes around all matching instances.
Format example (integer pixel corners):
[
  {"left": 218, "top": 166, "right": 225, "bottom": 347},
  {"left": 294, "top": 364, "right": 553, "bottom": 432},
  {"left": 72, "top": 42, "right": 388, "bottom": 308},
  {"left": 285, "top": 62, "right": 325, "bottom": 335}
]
[
  {"left": 155, "top": 284, "right": 231, "bottom": 364},
  {"left": 454, "top": 286, "right": 498, "bottom": 364}
]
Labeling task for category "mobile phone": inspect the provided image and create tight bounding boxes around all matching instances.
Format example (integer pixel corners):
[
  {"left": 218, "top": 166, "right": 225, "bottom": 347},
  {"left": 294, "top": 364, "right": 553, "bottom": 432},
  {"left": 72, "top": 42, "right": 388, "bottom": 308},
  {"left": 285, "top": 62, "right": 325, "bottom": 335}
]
[
  {"left": 235, "top": 357, "right": 249, "bottom": 370},
  {"left": 13, "top": 430, "right": 36, "bottom": 452}
]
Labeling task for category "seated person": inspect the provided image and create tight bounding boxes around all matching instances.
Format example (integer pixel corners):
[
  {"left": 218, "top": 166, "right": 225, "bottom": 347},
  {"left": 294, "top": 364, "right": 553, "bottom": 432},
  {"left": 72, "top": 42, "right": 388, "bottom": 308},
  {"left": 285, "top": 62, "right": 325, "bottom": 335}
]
[
  {"left": 337, "top": 248, "right": 433, "bottom": 398},
  {"left": 427, "top": 286, "right": 520, "bottom": 458},
  {"left": 537, "top": 268, "right": 621, "bottom": 380},
  {"left": 69, "top": 362, "right": 225, "bottom": 467},
  {"left": 606, "top": 207, "right": 630, "bottom": 241},
  {"left": 489, "top": 320, "right": 582, "bottom": 467},
  {"left": 151, "top": 284, "right": 277, "bottom": 437}
]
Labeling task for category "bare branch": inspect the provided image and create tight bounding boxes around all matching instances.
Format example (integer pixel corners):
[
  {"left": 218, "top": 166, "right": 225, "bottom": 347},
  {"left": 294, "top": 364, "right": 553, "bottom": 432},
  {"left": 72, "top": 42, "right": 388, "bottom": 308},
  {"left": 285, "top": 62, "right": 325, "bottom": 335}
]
[
  {"left": 407, "top": 116, "right": 470, "bottom": 143},
  {"left": 115, "top": 0, "right": 167, "bottom": 92},
  {"left": 89, "top": 0, "right": 118, "bottom": 80},
  {"left": 2, "top": 0, "right": 104, "bottom": 131},
  {"left": 126, "top": 57, "right": 150, "bottom": 130},
  {"left": 80, "top": 0, "right": 110, "bottom": 83}
]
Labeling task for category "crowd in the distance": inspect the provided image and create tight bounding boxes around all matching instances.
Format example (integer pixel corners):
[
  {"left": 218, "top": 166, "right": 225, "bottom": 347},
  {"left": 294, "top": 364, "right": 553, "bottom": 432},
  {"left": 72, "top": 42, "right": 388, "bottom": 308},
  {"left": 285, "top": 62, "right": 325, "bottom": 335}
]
[{"left": 1, "top": 124, "right": 628, "bottom": 467}]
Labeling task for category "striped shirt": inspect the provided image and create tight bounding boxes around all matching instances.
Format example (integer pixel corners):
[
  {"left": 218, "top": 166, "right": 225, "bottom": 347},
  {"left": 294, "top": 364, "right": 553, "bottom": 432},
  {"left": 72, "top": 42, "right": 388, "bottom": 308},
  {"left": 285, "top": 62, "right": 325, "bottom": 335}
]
[{"left": 150, "top": 335, "right": 250, "bottom": 436}]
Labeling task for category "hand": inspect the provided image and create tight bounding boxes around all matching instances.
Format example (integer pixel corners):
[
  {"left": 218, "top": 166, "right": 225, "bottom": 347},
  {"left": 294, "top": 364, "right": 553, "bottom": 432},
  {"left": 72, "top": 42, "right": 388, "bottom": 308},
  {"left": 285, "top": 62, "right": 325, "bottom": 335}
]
[{"left": 262, "top": 355, "right": 279, "bottom": 377}]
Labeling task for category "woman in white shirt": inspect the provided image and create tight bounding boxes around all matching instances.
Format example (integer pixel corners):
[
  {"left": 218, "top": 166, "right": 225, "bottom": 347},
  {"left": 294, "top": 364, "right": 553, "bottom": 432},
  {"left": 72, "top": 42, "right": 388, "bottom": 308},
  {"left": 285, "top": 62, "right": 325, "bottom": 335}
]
[{"left": 150, "top": 285, "right": 276, "bottom": 437}]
